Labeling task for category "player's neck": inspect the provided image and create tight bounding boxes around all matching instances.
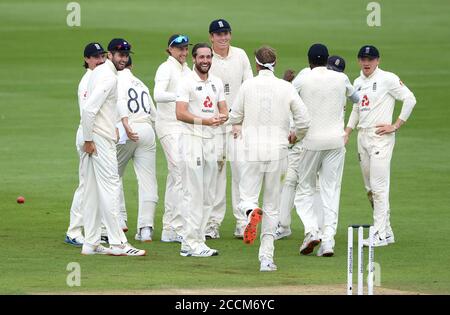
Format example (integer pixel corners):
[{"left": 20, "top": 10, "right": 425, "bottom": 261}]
[{"left": 213, "top": 45, "right": 230, "bottom": 58}]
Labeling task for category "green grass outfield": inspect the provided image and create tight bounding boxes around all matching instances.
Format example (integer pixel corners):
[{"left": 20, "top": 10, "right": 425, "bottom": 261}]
[{"left": 0, "top": 0, "right": 449, "bottom": 294}]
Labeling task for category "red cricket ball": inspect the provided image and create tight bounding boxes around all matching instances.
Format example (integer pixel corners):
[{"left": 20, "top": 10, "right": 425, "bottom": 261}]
[{"left": 17, "top": 196, "right": 25, "bottom": 204}]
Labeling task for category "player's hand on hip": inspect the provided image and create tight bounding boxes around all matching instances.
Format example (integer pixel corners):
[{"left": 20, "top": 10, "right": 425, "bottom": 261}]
[
  {"left": 375, "top": 124, "right": 396, "bottom": 135},
  {"left": 84, "top": 141, "right": 97, "bottom": 156},
  {"left": 126, "top": 127, "right": 139, "bottom": 142}
]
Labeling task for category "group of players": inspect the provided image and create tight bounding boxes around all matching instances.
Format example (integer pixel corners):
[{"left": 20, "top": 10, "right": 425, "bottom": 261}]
[{"left": 63, "top": 18, "right": 416, "bottom": 271}]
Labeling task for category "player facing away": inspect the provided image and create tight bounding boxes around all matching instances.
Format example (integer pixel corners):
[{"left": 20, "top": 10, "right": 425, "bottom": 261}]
[
  {"left": 65, "top": 42, "right": 106, "bottom": 247},
  {"left": 345, "top": 45, "right": 416, "bottom": 247},
  {"left": 228, "top": 46, "right": 310, "bottom": 271},
  {"left": 276, "top": 55, "right": 358, "bottom": 241},
  {"left": 206, "top": 19, "right": 253, "bottom": 239},
  {"left": 175, "top": 43, "right": 228, "bottom": 257},
  {"left": 294, "top": 44, "right": 357, "bottom": 257},
  {"left": 80, "top": 38, "right": 145, "bottom": 256},
  {"left": 116, "top": 56, "right": 158, "bottom": 243},
  {"left": 154, "top": 34, "right": 192, "bottom": 243}
]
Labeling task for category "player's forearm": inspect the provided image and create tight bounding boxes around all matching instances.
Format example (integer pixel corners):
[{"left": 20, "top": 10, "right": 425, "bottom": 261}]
[
  {"left": 81, "top": 109, "right": 96, "bottom": 141},
  {"left": 154, "top": 85, "right": 176, "bottom": 103},
  {"left": 346, "top": 104, "right": 359, "bottom": 129},
  {"left": 176, "top": 105, "right": 210, "bottom": 126},
  {"left": 392, "top": 118, "right": 405, "bottom": 131},
  {"left": 398, "top": 94, "right": 416, "bottom": 122}
]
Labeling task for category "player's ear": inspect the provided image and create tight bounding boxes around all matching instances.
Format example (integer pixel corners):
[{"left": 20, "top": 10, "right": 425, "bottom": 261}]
[{"left": 107, "top": 51, "right": 113, "bottom": 60}]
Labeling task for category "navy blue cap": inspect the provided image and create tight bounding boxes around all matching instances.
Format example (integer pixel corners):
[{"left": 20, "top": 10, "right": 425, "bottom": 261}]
[
  {"left": 107, "top": 38, "right": 133, "bottom": 54},
  {"left": 84, "top": 42, "right": 105, "bottom": 57},
  {"left": 308, "top": 43, "right": 329, "bottom": 64},
  {"left": 209, "top": 19, "right": 231, "bottom": 33},
  {"left": 168, "top": 34, "right": 190, "bottom": 47},
  {"left": 358, "top": 45, "right": 379, "bottom": 59},
  {"left": 327, "top": 55, "right": 346, "bottom": 72}
]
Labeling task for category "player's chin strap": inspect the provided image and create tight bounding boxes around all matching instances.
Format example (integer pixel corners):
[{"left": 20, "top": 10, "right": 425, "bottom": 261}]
[{"left": 255, "top": 57, "right": 275, "bottom": 72}]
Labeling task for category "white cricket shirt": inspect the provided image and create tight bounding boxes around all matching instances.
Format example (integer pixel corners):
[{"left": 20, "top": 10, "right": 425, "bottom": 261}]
[
  {"left": 176, "top": 70, "right": 225, "bottom": 139},
  {"left": 117, "top": 68, "right": 156, "bottom": 125},
  {"left": 347, "top": 67, "right": 416, "bottom": 129},
  {"left": 297, "top": 66, "right": 355, "bottom": 151},
  {"left": 78, "top": 69, "right": 92, "bottom": 118},
  {"left": 228, "top": 70, "right": 310, "bottom": 161},
  {"left": 154, "top": 56, "right": 191, "bottom": 138},
  {"left": 210, "top": 46, "right": 253, "bottom": 133},
  {"left": 82, "top": 59, "right": 118, "bottom": 142}
]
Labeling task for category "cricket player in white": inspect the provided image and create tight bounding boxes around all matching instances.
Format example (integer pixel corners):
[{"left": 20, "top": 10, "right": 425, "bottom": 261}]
[
  {"left": 65, "top": 42, "right": 106, "bottom": 247},
  {"left": 276, "top": 57, "right": 358, "bottom": 240},
  {"left": 206, "top": 19, "right": 253, "bottom": 239},
  {"left": 345, "top": 45, "right": 416, "bottom": 246},
  {"left": 294, "top": 44, "right": 356, "bottom": 257},
  {"left": 80, "top": 38, "right": 145, "bottom": 256},
  {"left": 154, "top": 34, "right": 192, "bottom": 243},
  {"left": 116, "top": 57, "right": 158, "bottom": 243},
  {"left": 228, "top": 46, "right": 310, "bottom": 271},
  {"left": 176, "top": 43, "right": 228, "bottom": 257}
]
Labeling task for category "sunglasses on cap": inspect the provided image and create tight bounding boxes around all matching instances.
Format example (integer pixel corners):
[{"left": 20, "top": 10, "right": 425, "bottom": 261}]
[
  {"left": 169, "top": 35, "right": 189, "bottom": 47},
  {"left": 113, "top": 43, "right": 131, "bottom": 52}
]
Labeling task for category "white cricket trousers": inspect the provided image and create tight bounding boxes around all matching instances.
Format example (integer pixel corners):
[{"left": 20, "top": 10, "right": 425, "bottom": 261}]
[
  {"left": 117, "top": 123, "right": 158, "bottom": 230},
  {"left": 278, "top": 143, "right": 324, "bottom": 231},
  {"left": 209, "top": 132, "right": 246, "bottom": 229},
  {"left": 159, "top": 133, "right": 184, "bottom": 235},
  {"left": 66, "top": 127, "right": 85, "bottom": 239},
  {"left": 357, "top": 128, "right": 395, "bottom": 239},
  {"left": 81, "top": 133, "right": 128, "bottom": 246},
  {"left": 239, "top": 158, "right": 287, "bottom": 262},
  {"left": 294, "top": 147, "right": 345, "bottom": 245},
  {"left": 179, "top": 134, "right": 218, "bottom": 252}
]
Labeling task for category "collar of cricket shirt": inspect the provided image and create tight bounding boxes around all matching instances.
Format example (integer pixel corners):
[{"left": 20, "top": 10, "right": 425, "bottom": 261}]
[
  {"left": 213, "top": 46, "right": 233, "bottom": 60},
  {"left": 258, "top": 69, "right": 275, "bottom": 77},
  {"left": 192, "top": 69, "right": 211, "bottom": 83},
  {"left": 168, "top": 55, "right": 188, "bottom": 71}
]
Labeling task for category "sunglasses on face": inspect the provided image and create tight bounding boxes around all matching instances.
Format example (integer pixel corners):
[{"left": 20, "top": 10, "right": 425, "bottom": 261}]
[{"left": 169, "top": 35, "right": 189, "bottom": 47}]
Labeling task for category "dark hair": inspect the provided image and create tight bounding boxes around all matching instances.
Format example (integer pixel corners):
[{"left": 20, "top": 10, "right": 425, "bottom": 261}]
[
  {"left": 83, "top": 61, "right": 88, "bottom": 69},
  {"left": 192, "top": 43, "right": 212, "bottom": 58},
  {"left": 309, "top": 57, "right": 327, "bottom": 67}
]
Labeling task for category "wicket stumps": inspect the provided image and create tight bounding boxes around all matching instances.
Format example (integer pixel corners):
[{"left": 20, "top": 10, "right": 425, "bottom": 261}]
[{"left": 347, "top": 225, "right": 375, "bottom": 295}]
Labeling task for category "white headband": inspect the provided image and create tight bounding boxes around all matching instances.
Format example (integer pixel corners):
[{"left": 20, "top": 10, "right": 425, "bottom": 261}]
[{"left": 255, "top": 56, "right": 275, "bottom": 72}]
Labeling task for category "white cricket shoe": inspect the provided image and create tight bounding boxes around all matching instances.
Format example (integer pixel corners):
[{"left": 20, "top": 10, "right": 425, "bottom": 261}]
[
  {"left": 386, "top": 232, "right": 395, "bottom": 244},
  {"left": 260, "top": 260, "right": 277, "bottom": 272},
  {"left": 362, "top": 232, "right": 388, "bottom": 247},
  {"left": 161, "top": 229, "right": 182, "bottom": 243},
  {"left": 190, "top": 244, "right": 219, "bottom": 257},
  {"left": 299, "top": 232, "right": 321, "bottom": 255},
  {"left": 233, "top": 225, "right": 245, "bottom": 239},
  {"left": 135, "top": 226, "right": 153, "bottom": 243},
  {"left": 109, "top": 243, "right": 146, "bottom": 256},
  {"left": 179, "top": 242, "right": 192, "bottom": 257},
  {"left": 81, "top": 243, "right": 112, "bottom": 255},
  {"left": 205, "top": 225, "right": 220, "bottom": 239},
  {"left": 317, "top": 241, "right": 334, "bottom": 257},
  {"left": 275, "top": 225, "right": 292, "bottom": 240}
]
